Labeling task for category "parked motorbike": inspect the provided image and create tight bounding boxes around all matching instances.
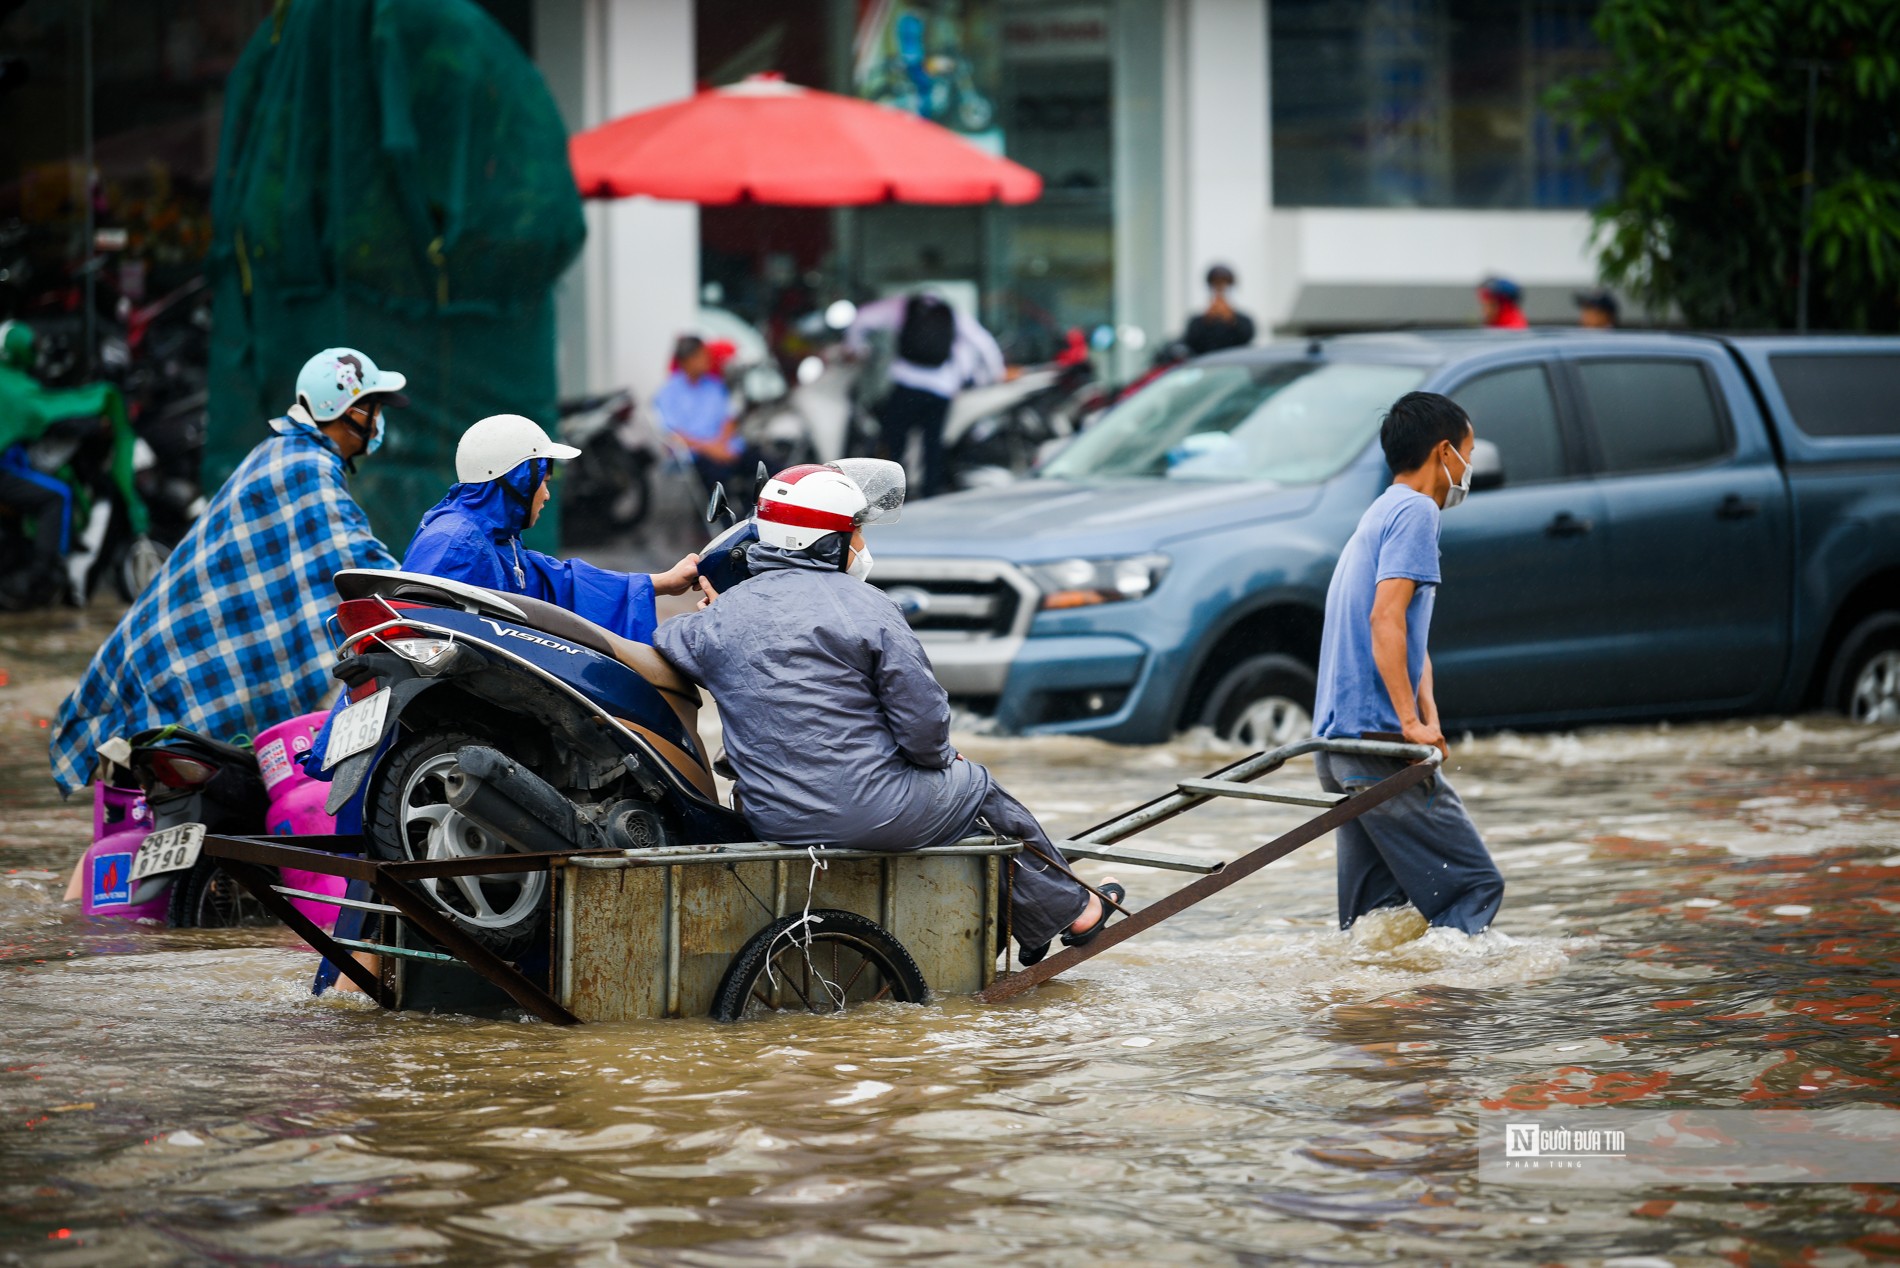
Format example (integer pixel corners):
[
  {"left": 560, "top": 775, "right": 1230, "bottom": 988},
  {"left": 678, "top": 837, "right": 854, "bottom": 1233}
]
[
  {"left": 319, "top": 568, "right": 753, "bottom": 959},
  {"left": 944, "top": 354, "right": 1098, "bottom": 491},
  {"left": 557, "top": 389, "right": 657, "bottom": 544},
  {"left": 0, "top": 409, "right": 162, "bottom": 607}
]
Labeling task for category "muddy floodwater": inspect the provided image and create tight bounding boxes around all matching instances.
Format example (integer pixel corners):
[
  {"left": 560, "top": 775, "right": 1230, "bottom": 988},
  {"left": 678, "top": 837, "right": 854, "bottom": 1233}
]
[{"left": 2, "top": 606, "right": 1898, "bottom": 1265}]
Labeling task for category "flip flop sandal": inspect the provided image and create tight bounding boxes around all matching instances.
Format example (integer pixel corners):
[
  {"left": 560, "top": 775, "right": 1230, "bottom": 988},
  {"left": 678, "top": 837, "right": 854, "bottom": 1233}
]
[
  {"left": 1018, "top": 940, "right": 1052, "bottom": 966},
  {"left": 1060, "top": 882, "right": 1126, "bottom": 949}
]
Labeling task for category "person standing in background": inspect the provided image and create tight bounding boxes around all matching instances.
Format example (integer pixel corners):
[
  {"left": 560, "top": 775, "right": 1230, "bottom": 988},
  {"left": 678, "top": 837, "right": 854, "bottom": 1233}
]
[
  {"left": 1477, "top": 277, "right": 1529, "bottom": 329},
  {"left": 1181, "top": 264, "right": 1257, "bottom": 356},
  {"left": 1574, "top": 289, "right": 1620, "bottom": 329},
  {"left": 653, "top": 335, "right": 748, "bottom": 499},
  {"left": 846, "top": 291, "right": 1005, "bottom": 498}
]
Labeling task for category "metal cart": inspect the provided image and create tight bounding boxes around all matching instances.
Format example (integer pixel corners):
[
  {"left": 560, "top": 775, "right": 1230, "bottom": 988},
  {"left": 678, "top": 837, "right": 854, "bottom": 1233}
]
[{"left": 203, "top": 736, "right": 1438, "bottom": 1022}]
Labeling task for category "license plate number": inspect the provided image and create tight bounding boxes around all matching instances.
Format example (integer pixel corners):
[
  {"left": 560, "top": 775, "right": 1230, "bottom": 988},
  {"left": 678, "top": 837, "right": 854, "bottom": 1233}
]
[
  {"left": 130, "top": 823, "right": 204, "bottom": 883},
  {"left": 323, "top": 690, "right": 391, "bottom": 770}
]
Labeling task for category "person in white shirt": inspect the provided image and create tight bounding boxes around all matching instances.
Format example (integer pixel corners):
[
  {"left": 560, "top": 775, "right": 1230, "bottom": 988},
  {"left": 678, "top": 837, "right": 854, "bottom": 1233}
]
[{"left": 845, "top": 291, "right": 1006, "bottom": 497}]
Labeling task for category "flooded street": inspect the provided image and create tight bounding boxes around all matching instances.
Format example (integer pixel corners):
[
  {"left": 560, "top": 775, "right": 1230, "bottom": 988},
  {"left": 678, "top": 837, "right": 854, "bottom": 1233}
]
[{"left": 2, "top": 606, "right": 1898, "bottom": 1265}]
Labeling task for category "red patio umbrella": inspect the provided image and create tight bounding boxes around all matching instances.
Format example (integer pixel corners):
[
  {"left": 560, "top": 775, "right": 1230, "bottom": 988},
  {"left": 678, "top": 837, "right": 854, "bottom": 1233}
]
[{"left": 569, "top": 74, "right": 1042, "bottom": 206}]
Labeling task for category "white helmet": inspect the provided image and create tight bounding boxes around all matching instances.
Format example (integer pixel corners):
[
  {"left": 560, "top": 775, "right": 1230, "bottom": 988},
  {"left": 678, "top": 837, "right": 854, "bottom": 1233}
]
[
  {"left": 455, "top": 414, "right": 580, "bottom": 484},
  {"left": 755, "top": 458, "right": 905, "bottom": 551}
]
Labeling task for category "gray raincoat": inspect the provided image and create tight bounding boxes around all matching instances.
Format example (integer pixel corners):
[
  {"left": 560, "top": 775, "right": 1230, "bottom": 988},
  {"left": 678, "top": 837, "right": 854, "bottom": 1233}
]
[{"left": 654, "top": 544, "right": 987, "bottom": 850}]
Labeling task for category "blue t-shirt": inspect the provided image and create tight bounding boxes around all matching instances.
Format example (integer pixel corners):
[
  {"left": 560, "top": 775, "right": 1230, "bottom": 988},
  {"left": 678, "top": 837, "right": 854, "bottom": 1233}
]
[
  {"left": 653, "top": 370, "right": 731, "bottom": 443},
  {"left": 1313, "top": 484, "right": 1442, "bottom": 739}
]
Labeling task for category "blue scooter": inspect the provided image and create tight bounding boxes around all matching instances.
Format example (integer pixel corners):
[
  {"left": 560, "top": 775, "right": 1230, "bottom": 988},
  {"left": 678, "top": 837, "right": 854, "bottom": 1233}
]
[{"left": 317, "top": 565, "right": 751, "bottom": 959}]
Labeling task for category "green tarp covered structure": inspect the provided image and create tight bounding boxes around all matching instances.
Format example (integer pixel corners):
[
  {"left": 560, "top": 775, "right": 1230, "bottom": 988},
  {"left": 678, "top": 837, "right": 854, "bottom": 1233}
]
[{"left": 205, "top": 0, "right": 583, "bottom": 549}]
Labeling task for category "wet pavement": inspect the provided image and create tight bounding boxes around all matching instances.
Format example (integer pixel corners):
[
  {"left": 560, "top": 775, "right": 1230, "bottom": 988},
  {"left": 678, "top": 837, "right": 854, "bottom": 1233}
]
[{"left": 2, "top": 602, "right": 1898, "bottom": 1265}]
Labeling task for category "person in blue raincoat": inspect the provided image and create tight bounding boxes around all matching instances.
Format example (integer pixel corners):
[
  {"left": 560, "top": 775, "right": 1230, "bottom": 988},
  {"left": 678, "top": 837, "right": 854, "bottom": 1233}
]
[{"left": 402, "top": 413, "right": 700, "bottom": 640}]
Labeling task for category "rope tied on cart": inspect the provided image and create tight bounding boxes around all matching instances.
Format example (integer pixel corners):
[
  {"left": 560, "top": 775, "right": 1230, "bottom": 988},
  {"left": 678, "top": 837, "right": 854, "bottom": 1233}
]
[{"left": 763, "top": 846, "right": 848, "bottom": 1010}]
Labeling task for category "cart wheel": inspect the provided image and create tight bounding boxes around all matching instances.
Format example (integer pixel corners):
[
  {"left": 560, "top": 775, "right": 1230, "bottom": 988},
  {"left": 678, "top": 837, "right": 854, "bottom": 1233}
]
[{"left": 710, "top": 909, "right": 929, "bottom": 1022}]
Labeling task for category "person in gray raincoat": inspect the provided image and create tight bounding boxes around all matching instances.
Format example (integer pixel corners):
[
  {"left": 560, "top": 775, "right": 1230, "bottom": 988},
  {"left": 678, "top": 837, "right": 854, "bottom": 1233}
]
[{"left": 654, "top": 459, "right": 1123, "bottom": 963}]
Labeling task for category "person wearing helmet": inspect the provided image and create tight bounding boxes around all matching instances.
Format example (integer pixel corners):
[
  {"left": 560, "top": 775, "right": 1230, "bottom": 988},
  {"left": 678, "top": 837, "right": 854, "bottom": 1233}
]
[
  {"left": 400, "top": 413, "right": 700, "bottom": 644},
  {"left": 1477, "top": 276, "right": 1529, "bottom": 329},
  {"left": 49, "top": 347, "right": 402, "bottom": 796},
  {"left": 655, "top": 458, "right": 1124, "bottom": 965},
  {"left": 0, "top": 319, "right": 150, "bottom": 610}
]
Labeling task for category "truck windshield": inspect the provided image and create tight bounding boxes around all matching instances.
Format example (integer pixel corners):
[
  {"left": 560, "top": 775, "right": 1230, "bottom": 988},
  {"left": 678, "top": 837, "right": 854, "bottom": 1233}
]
[{"left": 1041, "top": 361, "right": 1426, "bottom": 484}]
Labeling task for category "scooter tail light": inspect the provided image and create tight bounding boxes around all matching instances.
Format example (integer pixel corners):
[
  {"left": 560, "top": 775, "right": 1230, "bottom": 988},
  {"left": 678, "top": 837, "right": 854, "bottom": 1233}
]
[
  {"left": 335, "top": 598, "right": 430, "bottom": 637},
  {"left": 147, "top": 752, "right": 216, "bottom": 789}
]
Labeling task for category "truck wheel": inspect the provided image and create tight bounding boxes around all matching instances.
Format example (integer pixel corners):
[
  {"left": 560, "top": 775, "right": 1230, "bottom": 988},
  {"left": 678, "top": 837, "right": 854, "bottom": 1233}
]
[
  {"left": 1200, "top": 654, "right": 1316, "bottom": 748},
  {"left": 366, "top": 729, "right": 547, "bottom": 961},
  {"left": 1829, "top": 613, "right": 1900, "bottom": 725},
  {"left": 710, "top": 910, "right": 929, "bottom": 1022}
]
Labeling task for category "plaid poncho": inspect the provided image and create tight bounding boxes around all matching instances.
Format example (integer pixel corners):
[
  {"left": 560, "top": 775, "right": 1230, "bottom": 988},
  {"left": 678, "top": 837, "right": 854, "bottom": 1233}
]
[{"left": 49, "top": 414, "right": 396, "bottom": 795}]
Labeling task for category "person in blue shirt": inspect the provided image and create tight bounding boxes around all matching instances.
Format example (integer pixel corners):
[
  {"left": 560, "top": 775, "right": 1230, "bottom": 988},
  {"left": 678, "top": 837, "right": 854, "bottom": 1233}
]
[
  {"left": 403, "top": 413, "right": 699, "bottom": 643},
  {"left": 1311, "top": 391, "right": 1503, "bottom": 936},
  {"left": 652, "top": 336, "right": 747, "bottom": 504}
]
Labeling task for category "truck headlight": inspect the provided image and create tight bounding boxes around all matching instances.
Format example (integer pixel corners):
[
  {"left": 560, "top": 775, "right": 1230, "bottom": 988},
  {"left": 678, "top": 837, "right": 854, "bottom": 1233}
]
[{"left": 1026, "top": 553, "right": 1170, "bottom": 610}]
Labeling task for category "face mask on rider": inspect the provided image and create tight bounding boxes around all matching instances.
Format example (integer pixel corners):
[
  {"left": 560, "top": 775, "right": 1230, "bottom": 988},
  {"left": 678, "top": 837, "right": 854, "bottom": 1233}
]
[
  {"left": 349, "top": 405, "right": 384, "bottom": 456},
  {"left": 1441, "top": 441, "right": 1474, "bottom": 510},
  {"left": 847, "top": 543, "right": 874, "bottom": 581}
]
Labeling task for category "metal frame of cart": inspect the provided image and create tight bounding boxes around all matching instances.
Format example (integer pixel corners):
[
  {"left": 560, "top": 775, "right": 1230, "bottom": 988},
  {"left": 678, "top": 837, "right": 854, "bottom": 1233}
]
[{"left": 201, "top": 736, "right": 1438, "bottom": 1022}]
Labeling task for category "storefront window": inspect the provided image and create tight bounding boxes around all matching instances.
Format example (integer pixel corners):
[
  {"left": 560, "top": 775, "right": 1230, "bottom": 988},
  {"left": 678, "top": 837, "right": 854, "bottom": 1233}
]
[
  {"left": 696, "top": 0, "right": 1113, "bottom": 368},
  {"left": 0, "top": 0, "right": 273, "bottom": 377},
  {"left": 1271, "top": 0, "right": 1608, "bottom": 209}
]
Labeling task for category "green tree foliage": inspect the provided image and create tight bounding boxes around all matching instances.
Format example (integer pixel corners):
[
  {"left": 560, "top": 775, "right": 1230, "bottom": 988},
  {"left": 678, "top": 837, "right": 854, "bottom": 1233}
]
[{"left": 1553, "top": 0, "right": 1900, "bottom": 330}]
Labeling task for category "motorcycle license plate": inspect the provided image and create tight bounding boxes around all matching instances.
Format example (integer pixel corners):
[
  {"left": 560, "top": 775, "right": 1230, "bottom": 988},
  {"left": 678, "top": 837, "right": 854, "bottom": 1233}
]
[
  {"left": 323, "top": 689, "right": 391, "bottom": 770},
  {"left": 130, "top": 823, "right": 204, "bottom": 884}
]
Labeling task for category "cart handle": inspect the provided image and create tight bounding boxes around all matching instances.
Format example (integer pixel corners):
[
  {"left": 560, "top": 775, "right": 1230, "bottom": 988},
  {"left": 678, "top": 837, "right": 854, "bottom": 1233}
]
[{"left": 1070, "top": 736, "right": 1439, "bottom": 850}]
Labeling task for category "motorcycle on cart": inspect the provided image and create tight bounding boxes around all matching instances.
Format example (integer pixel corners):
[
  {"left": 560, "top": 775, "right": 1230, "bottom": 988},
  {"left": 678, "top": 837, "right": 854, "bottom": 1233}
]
[{"left": 190, "top": 466, "right": 1440, "bottom": 1023}]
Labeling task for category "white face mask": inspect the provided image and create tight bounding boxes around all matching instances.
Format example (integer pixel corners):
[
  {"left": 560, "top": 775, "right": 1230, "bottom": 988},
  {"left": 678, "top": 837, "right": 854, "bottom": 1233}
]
[
  {"left": 1441, "top": 445, "right": 1474, "bottom": 509},
  {"left": 847, "top": 544, "right": 874, "bottom": 581}
]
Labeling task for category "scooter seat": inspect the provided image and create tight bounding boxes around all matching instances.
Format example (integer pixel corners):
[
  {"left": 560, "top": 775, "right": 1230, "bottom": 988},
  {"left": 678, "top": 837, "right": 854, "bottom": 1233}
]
[
  {"left": 335, "top": 569, "right": 698, "bottom": 698},
  {"left": 499, "top": 593, "right": 699, "bottom": 699}
]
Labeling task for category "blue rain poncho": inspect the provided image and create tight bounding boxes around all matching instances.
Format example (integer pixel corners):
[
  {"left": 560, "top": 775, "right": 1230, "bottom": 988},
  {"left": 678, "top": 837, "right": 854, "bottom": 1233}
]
[{"left": 401, "top": 459, "right": 657, "bottom": 642}]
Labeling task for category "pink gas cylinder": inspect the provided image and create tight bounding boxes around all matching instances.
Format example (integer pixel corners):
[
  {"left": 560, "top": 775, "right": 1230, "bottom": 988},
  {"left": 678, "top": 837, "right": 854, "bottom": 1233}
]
[
  {"left": 79, "top": 783, "right": 170, "bottom": 920},
  {"left": 254, "top": 712, "right": 348, "bottom": 930}
]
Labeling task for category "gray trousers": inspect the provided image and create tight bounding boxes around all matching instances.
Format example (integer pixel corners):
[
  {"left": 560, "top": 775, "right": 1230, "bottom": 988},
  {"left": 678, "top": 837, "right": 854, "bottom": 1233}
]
[
  {"left": 961, "top": 780, "right": 1091, "bottom": 951},
  {"left": 1314, "top": 752, "right": 1504, "bottom": 935}
]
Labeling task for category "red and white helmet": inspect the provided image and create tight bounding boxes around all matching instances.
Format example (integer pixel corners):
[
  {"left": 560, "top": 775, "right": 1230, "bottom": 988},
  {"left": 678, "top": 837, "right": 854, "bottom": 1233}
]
[{"left": 755, "top": 458, "right": 905, "bottom": 551}]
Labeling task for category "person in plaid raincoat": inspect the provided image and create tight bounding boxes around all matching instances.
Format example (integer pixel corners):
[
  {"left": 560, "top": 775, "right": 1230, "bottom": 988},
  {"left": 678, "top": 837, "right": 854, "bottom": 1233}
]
[{"left": 48, "top": 349, "right": 404, "bottom": 795}]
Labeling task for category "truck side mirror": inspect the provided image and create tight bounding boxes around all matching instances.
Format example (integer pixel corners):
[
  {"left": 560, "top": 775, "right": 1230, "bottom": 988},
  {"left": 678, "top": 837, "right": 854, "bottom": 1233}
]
[{"left": 1470, "top": 438, "right": 1505, "bottom": 492}]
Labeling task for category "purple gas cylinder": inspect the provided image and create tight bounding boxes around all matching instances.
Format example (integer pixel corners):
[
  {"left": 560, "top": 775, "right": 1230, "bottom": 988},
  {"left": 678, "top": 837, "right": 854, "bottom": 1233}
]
[
  {"left": 254, "top": 712, "right": 347, "bottom": 931},
  {"left": 79, "top": 784, "right": 169, "bottom": 920}
]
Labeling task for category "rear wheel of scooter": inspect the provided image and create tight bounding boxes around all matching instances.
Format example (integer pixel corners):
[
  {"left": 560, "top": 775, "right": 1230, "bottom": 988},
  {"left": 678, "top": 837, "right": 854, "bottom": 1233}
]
[
  {"left": 1200, "top": 653, "right": 1316, "bottom": 749},
  {"left": 710, "top": 910, "right": 929, "bottom": 1022},
  {"left": 167, "top": 858, "right": 275, "bottom": 929},
  {"left": 366, "top": 729, "right": 547, "bottom": 962}
]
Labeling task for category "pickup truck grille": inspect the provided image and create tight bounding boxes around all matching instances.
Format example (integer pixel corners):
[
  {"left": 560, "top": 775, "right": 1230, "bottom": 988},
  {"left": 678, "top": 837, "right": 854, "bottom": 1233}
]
[
  {"left": 868, "top": 560, "right": 1039, "bottom": 697},
  {"left": 874, "top": 576, "right": 1020, "bottom": 636}
]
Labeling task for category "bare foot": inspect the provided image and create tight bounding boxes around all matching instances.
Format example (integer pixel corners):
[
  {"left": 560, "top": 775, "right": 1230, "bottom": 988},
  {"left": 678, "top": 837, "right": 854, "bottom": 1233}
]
[{"left": 1068, "top": 875, "right": 1120, "bottom": 936}]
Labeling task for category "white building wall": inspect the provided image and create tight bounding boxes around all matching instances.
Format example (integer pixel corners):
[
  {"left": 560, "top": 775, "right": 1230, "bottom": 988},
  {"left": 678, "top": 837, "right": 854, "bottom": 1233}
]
[
  {"left": 1170, "top": 0, "right": 1271, "bottom": 334},
  {"left": 538, "top": 0, "right": 699, "bottom": 403},
  {"left": 1264, "top": 208, "right": 1601, "bottom": 329},
  {"left": 1156, "top": 0, "right": 1601, "bottom": 336}
]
